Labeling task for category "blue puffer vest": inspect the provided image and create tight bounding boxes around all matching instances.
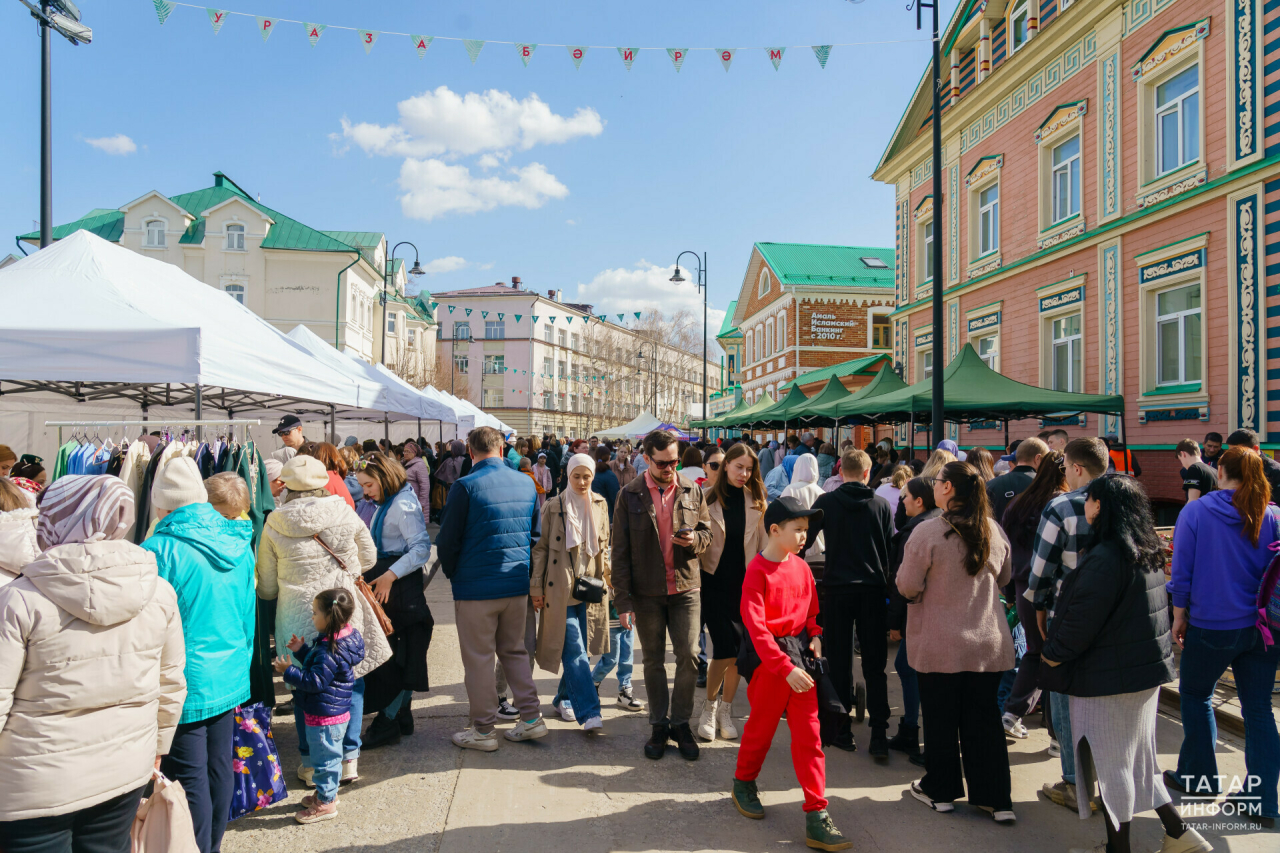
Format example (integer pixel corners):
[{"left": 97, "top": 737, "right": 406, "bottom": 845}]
[
  {"left": 283, "top": 627, "right": 365, "bottom": 719},
  {"left": 438, "top": 456, "right": 537, "bottom": 601}
]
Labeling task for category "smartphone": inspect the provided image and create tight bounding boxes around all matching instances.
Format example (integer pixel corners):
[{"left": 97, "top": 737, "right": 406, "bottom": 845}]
[{"left": 674, "top": 527, "right": 693, "bottom": 538}]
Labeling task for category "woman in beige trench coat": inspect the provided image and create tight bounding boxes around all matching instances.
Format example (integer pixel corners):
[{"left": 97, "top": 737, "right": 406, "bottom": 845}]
[{"left": 531, "top": 453, "right": 611, "bottom": 733}]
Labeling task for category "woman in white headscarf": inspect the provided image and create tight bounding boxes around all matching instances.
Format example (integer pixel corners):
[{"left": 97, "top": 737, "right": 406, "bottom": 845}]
[
  {"left": 782, "top": 453, "right": 826, "bottom": 554},
  {"left": 530, "top": 453, "right": 611, "bottom": 734}
]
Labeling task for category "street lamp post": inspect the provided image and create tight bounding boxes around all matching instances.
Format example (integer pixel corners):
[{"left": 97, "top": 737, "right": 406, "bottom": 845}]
[
  {"left": 635, "top": 341, "right": 659, "bottom": 417},
  {"left": 670, "top": 252, "right": 708, "bottom": 439},
  {"left": 382, "top": 241, "right": 425, "bottom": 366},
  {"left": 913, "top": 0, "right": 946, "bottom": 446}
]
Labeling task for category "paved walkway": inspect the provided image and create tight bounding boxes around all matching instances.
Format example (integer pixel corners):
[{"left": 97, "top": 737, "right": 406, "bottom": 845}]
[{"left": 225, "top": 569, "right": 1274, "bottom": 853}]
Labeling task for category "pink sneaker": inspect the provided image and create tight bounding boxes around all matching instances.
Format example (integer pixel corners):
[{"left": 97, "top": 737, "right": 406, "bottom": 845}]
[{"left": 295, "top": 799, "right": 337, "bottom": 824}]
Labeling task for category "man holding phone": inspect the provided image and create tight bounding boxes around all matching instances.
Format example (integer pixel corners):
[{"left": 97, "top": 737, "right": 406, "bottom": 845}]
[{"left": 612, "top": 430, "right": 712, "bottom": 761}]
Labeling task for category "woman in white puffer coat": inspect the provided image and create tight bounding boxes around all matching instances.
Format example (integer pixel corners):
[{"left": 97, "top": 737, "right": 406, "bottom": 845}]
[
  {"left": 256, "top": 456, "right": 392, "bottom": 785},
  {"left": 0, "top": 479, "right": 38, "bottom": 584}
]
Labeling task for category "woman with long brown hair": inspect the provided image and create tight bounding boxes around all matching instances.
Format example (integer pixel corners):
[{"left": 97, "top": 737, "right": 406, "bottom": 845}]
[
  {"left": 695, "top": 442, "right": 768, "bottom": 742},
  {"left": 965, "top": 446, "right": 996, "bottom": 482},
  {"left": 897, "top": 461, "right": 1016, "bottom": 822},
  {"left": 1166, "top": 446, "right": 1280, "bottom": 825}
]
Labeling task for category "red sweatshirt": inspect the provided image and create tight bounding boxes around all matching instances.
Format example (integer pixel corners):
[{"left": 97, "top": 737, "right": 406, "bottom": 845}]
[{"left": 741, "top": 551, "right": 822, "bottom": 677}]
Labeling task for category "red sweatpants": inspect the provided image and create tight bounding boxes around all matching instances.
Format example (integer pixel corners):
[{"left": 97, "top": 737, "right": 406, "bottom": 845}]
[{"left": 734, "top": 667, "right": 827, "bottom": 812}]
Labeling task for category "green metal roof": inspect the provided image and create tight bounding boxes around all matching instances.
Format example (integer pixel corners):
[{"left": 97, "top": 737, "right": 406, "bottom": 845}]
[
  {"left": 755, "top": 242, "right": 895, "bottom": 288},
  {"left": 18, "top": 209, "right": 124, "bottom": 244},
  {"left": 716, "top": 301, "right": 741, "bottom": 338},
  {"left": 781, "top": 353, "right": 892, "bottom": 391},
  {"left": 321, "top": 231, "right": 383, "bottom": 250}
]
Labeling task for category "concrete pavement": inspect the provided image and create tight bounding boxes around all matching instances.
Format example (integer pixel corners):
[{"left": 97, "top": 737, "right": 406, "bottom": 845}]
[{"left": 225, "top": 570, "right": 1274, "bottom": 853}]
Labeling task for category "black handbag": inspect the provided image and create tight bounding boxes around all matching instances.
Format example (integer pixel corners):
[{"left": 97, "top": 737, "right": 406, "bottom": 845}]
[{"left": 560, "top": 498, "right": 606, "bottom": 603}]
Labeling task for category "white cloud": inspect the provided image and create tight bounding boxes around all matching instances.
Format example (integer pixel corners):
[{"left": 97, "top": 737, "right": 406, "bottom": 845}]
[
  {"left": 566, "top": 219, "right": 577, "bottom": 226},
  {"left": 398, "top": 159, "right": 568, "bottom": 221},
  {"left": 571, "top": 261, "right": 726, "bottom": 358},
  {"left": 420, "top": 256, "right": 468, "bottom": 275},
  {"left": 84, "top": 134, "right": 137, "bottom": 155},
  {"left": 339, "top": 86, "right": 602, "bottom": 158}
]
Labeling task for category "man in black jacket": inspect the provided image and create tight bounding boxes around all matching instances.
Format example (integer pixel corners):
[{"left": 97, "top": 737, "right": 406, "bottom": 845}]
[
  {"left": 986, "top": 437, "right": 1047, "bottom": 522},
  {"left": 1227, "top": 428, "right": 1280, "bottom": 496},
  {"left": 803, "top": 448, "right": 894, "bottom": 757}
]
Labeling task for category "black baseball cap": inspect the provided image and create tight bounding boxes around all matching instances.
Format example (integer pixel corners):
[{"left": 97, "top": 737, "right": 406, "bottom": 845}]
[
  {"left": 763, "top": 496, "right": 823, "bottom": 532},
  {"left": 272, "top": 414, "right": 302, "bottom": 435}
]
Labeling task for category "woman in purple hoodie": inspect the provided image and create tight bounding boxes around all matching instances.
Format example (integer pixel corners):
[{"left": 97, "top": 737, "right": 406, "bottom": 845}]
[{"left": 1167, "top": 446, "right": 1280, "bottom": 826}]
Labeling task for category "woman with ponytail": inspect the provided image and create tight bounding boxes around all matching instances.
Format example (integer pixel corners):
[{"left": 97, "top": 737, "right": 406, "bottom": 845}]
[
  {"left": 1166, "top": 446, "right": 1280, "bottom": 826},
  {"left": 896, "top": 461, "right": 1016, "bottom": 822}
]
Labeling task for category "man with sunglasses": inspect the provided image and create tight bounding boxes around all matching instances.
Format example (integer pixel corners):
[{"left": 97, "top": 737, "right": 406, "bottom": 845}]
[{"left": 612, "top": 430, "right": 712, "bottom": 761}]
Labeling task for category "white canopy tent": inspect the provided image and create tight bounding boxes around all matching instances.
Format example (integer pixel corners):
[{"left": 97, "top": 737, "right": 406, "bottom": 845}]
[
  {"left": 594, "top": 412, "right": 664, "bottom": 440},
  {"left": 372, "top": 364, "right": 513, "bottom": 436}
]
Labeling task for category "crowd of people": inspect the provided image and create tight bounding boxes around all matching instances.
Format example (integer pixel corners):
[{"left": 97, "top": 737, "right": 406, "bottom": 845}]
[{"left": 0, "top": 418, "right": 1277, "bottom": 852}]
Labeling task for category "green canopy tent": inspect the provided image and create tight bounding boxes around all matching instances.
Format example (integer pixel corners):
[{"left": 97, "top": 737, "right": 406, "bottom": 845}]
[
  {"left": 690, "top": 396, "right": 751, "bottom": 430},
  {"left": 788, "top": 376, "right": 854, "bottom": 428},
  {"left": 800, "top": 365, "right": 906, "bottom": 426},
  {"left": 717, "top": 391, "right": 777, "bottom": 430},
  {"left": 740, "top": 384, "right": 810, "bottom": 429}
]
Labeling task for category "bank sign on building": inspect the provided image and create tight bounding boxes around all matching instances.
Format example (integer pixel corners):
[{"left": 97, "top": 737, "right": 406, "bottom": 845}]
[{"left": 874, "top": 0, "right": 1280, "bottom": 502}]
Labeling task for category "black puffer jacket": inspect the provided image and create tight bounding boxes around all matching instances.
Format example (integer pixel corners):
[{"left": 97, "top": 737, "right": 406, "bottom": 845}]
[{"left": 1040, "top": 541, "right": 1175, "bottom": 697}]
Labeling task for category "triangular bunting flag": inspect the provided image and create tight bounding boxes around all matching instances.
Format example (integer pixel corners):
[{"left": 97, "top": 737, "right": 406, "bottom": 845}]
[
  {"left": 464, "top": 308, "right": 472, "bottom": 316},
  {"left": 548, "top": 316, "right": 556, "bottom": 323},
  {"left": 430, "top": 301, "right": 439, "bottom": 311},
  {"left": 812, "top": 45, "right": 832, "bottom": 69},
  {"left": 617, "top": 314, "right": 625, "bottom": 322},
  {"left": 481, "top": 311, "right": 489, "bottom": 319},
  {"left": 617, "top": 47, "right": 638, "bottom": 70},
  {"left": 447, "top": 305, "right": 455, "bottom": 314},
  {"left": 358, "top": 30, "right": 379, "bottom": 54},
  {"left": 207, "top": 8, "right": 226, "bottom": 34},
  {"left": 256, "top": 17, "right": 275, "bottom": 41},
  {"left": 305, "top": 23, "right": 326, "bottom": 47},
  {"left": 567, "top": 46, "right": 588, "bottom": 69},
  {"left": 717, "top": 48, "right": 736, "bottom": 72},
  {"left": 153, "top": 1, "right": 176, "bottom": 25},
  {"left": 497, "top": 313, "right": 505, "bottom": 320},
  {"left": 566, "top": 317, "right": 574, "bottom": 325},
  {"left": 633, "top": 312, "right": 642, "bottom": 319},
  {"left": 667, "top": 48, "right": 689, "bottom": 72},
  {"left": 531, "top": 316, "right": 539, "bottom": 323},
  {"left": 464, "top": 40, "right": 485, "bottom": 64},
  {"left": 514, "top": 314, "right": 522, "bottom": 322},
  {"left": 598, "top": 315, "right": 607, "bottom": 322},
  {"left": 411, "top": 35, "right": 433, "bottom": 59},
  {"left": 767, "top": 46, "right": 786, "bottom": 70},
  {"left": 516, "top": 44, "right": 537, "bottom": 66}
]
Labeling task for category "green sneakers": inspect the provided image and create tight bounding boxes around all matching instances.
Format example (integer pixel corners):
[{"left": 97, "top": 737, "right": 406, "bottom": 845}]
[
  {"left": 732, "top": 779, "right": 764, "bottom": 819},
  {"left": 805, "top": 810, "right": 852, "bottom": 851}
]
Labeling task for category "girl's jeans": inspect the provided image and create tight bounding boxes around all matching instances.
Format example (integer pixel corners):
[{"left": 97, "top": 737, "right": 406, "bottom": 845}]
[
  {"left": 1175, "top": 625, "right": 1280, "bottom": 818},
  {"left": 296, "top": 677, "right": 364, "bottom": 765},
  {"left": 592, "top": 624, "right": 635, "bottom": 689},
  {"left": 305, "top": 723, "right": 346, "bottom": 804}
]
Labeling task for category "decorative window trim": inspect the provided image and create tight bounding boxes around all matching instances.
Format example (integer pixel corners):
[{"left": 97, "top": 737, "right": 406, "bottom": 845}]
[
  {"left": 913, "top": 324, "right": 935, "bottom": 383},
  {"left": 757, "top": 267, "right": 772, "bottom": 297},
  {"left": 1227, "top": 183, "right": 1265, "bottom": 433},
  {"left": 966, "top": 156, "right": 1001, "bottom": 266},
  {"left": 914, "top": 196, "right": 936, "bottom": 296},
  {"left": 1227, "top": 0, "right": 1263, "bottom": 169},
  {"left": 1036, "top": 101, "right": 1087, "bottom": 241},
  {"left": 1136, "top": 238, "right": 1208, "bottom": 407},
  {"left": 1037, "top": 274, "right": 1087, "bottom": 392},
  {"left": 142, "top": 216, "right": 168, "bottom": 249},
  {"left": 223, "top": 220, "right": 247, "bottom": 252},
  {"left": 1134, "top": 20, "right": 1208, "bottom": 203}
]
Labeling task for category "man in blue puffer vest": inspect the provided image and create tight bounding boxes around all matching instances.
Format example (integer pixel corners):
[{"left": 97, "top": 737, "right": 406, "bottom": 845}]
[{"left": 436, "top": 426, "right": 548, "bottom": 752}]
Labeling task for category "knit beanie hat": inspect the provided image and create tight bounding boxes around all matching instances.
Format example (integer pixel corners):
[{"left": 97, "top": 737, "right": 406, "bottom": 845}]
[
  {"left": 282, "top": 455, "right": 329, "bottom": 492},
  {"left": 263, "top": 458, "right": 284, "bottom": 483},
  {"left": 151, "top": 457, "right": 208, "bottom": 512}
]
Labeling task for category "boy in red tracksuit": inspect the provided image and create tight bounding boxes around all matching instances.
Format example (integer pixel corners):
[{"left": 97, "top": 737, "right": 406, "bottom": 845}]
[{"left": 731, "top": 496, "right": 852, "bottom": 852}]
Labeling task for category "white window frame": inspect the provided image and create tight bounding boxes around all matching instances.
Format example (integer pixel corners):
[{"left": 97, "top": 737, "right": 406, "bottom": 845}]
[
  {"left": 386, "top": 312, "right": 397, "bottom": 335},
  {"left": 454, "top": 321, "right": 471, "bottom": 340},
  {"left": 543, "top": 324, "right": 553, "bottom": 342},
  {"left": 541, "top": 390, "right": 553, "bottom": 409},
  {"left": 917, "top": 216, "right": 936, "bottom": 287},
  {"left": 764, "top": 318, "right": 775, "bottom": 357},
  {"left": 1049, "top": 313, "right": 1083, "bottom": 392},
  {"left": 144, "top": 219, "right": 167, "bottom": 248},
  {"left": 224, "top": 222, "right": 245, "bottom": 251},
  {"left": 758, "top": 268, "right": 771, "bottom": 297},
  {"left": 1136, "top": 36, "right": 1207, "bottom": 194},
  {"left": 571, "top": 333, "right": 580, "bottom": 351},
  {"left": 918, "top": 347, "right": 934, "bottom": 382},
  {"left": 1154, "top": 64, "right": 1200, "bottom": 177},
  {"left": 225, "top": 284, "right": 245, "bottom": 304},
  {"left": 483, "top": 388, "right": 504, "bottom": 408},
  {"left": 1009, "top": 0, "right": 1031, "bottom": 54},
  {"left": 978, "top": 183, "right": 1000, "bottom": 255},
  {"left": 1154, "top": 281, "right": 1202, "bottom": 386},
  {"left": 975, "top": 332, "right": 999, "bottom": 371},
  {"left": 776, "top": 312, "right": 786, "bottom": 351},
  {"left": 454, "top": 353, "right": 469, "bottom": 374},
  {"left": 484, "top": 354, "right": 505, "bottom": 375},
  {"left": 407, "top": 328, "right": 416, "bottom": 346},
  {"left": 557, "top": 330, "right": 567, "bottom": 348},
  {"left": 484, "top": 319, "right": 505, "bottom": 339},
  {"left": 1050, "top": 134, "right": 1081, "bottom": 225},
  {"left": 542, "top": 356, "right": 553, "bottom": 377}
]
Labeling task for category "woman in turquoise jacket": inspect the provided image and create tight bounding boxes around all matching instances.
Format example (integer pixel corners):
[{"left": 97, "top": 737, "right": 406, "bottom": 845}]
[{"left": 141, "top": 458, "right": 256, "bottom": 853}]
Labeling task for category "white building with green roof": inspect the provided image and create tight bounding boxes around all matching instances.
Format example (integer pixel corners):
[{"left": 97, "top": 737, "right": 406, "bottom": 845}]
[{"left": 17, "top": 172, "right": 436, "bottom": 374}]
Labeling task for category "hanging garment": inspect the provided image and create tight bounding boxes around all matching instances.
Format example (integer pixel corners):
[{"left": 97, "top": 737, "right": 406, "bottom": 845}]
[
  {"left": 235, "top": 441, "right": 274, "bottom": 552},
  {"left": 51, "top": 440, "right": 77, "bottom": 482},
  {"left": 133, "top": 442, "right": 168, "bottom": 544}
]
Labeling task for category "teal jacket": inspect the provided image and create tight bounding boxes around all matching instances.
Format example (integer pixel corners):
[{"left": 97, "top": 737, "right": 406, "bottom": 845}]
[{"left": 142, "top": 502, "right": 256, "bottom": 723}]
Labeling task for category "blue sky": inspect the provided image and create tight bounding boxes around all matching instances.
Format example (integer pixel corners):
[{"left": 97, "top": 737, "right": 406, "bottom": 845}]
[{"left": 0, "top": 0, "right": 959, "bottom": 345}]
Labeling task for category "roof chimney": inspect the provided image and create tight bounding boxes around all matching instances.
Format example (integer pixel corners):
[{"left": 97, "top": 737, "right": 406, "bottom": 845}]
[
  {"left": 495, "top": 282, "right": 504, "bottom": 287},
  {"left": 511, "top": 276, "right": 521, "bottom": 289}
]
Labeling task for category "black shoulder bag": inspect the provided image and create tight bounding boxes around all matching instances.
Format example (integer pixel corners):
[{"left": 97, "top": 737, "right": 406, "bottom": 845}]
[{"left": 560, "top": 497, "right": 605, "bottom": 603}]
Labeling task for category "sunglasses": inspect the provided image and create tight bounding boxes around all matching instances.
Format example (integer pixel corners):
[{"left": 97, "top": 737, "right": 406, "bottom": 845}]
[
  {"left": 706, "top": 461, "right": 721, "bottom": 471},
  {"left": 648, "top": 457, "right": 679, "bottom": 469}
]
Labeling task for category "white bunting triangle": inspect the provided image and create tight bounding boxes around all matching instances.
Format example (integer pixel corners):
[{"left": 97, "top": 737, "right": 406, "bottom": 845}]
[
  {"left": 567, "top": 46, "right": 588, "bottom": 69},
  {"left": 411, "top": 34, "right": 433, "bottom": 59},
  {"left": 464, "top": 39, "right": 485, "bottom": 64},
  {"left": 153, "top": 1, "right": 175, "bottom": 25},
  {"left": 256, "top": 17, "right": 275, "bottom": 41},
  {"left": 206, "top": 8, "right": 226, "bottom": 35},
  {"left": 667, "top": 48, "right": 689, "bottom": 72},
  {"left": 768, "top": 46, "right": 786, "bottom": 70},
  {"left": 305, "top": 23, "right": 325, "bottom": 47},
  {"left": 617, "top": 47, "right": 638, "bottom": 70},
  {"left": 812, "top": 45, "right": 832, "bottom": 69},
  {"left": 516, "top": 43, "right": 537, "bottom": 66},
  {"left": 717, "top": 48, "right": 736, "bottom": 72},
  {"left": 358, "top": 30, "right": 379, "bottom": 54}
]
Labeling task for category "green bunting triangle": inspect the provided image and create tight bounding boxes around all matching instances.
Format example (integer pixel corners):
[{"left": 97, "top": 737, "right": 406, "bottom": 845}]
[
  {"left": 256, "top": 17, "right": 275, "bottom": 41},
  {"left": 481, "top": 311, "right": 489, "bottom": 319},
  {"left": 430, "top": 301, "right": 439, "bottom": 311},
  {"left": 812, "top": 45, "right": 832, "bottom": 68},
  {"left": 667, "top": 48, "right": 689, "bottom": 72},
  {"left": 617, "top": 314, "right": 625, "bottom": 322},
  {"left": 633, "top": 312, "right": 642, "bottom": 319},
  {"left": 568, "top": 46, "right": 588, "bottom": 69},
  {"left": 565, "top": 317, "right": 574, "bottom": 325},
  {"left": 305, "top": 23, "right": 326, "bottom": 47},
  {"left": 464, "top": 308, "right": 472, "bottom": 316},
  {"left": 464, "top": 39, "right": 485, "bottom": 64},
  {"left": 207, "top": 8, "right": 226, "bottom": 35},
  {"left": 411, "top": 35, "right": 433, "bottom": 59},
  {"left": 514, "top": 314, "right": 522, "bottom": 322},
  {"left": 153, "top": 1, "right": 176, "bottom": 25},
  {"left": 497, "top": 313, "right": 504, "bottom": 320},
  {"left": 358, "top": 30, "right": 379, "bottom": 54},
  {"left": 768, "top": 46, "right": 786, "bottom": 70},
  {"left": 516, "top": 44, "right": 537, "bottom": 66},
  {"left": 549, "top": 316, "right": 556, "bottom": 323},
  {"left": 617, "top": 47, "right": 638, "bottom": 71},
  {"left": 531, "top": 315, "right": 539, "bottom": 323},
  {"left": 447, "top": 305, "right": 455, "bottom": 314}
]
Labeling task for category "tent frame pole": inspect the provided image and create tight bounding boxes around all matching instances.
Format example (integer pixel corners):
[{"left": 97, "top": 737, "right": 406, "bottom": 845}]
[{"left": 195, "top": 386, "right": 203, "bottom": 441}]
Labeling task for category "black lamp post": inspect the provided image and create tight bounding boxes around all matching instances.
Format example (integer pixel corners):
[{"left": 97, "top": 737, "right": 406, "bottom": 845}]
[
  {"left": 670, "top": 251, "right": 707, "bottom": 438},
  {"left": 913, "top": 0, "right": 946, "bottom": 443},
  {"left": 382, "top": 241, "right": 425, "bottom": 366},
  {"left": 635, "top": 342, "right": 659, "bottom": 416}
]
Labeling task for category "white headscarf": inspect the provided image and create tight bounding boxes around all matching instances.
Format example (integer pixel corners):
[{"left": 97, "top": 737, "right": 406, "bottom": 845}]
[{"left": 562, "top": 452, "right": 598, "bottom": 557}]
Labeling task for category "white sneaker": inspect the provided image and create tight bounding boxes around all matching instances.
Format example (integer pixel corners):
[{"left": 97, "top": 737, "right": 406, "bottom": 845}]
[
  {"left": 717, "top": 702, "right": 739, "bottom": 740},
  {"left": 910, "top": 779, "right": 954, "bottom": 813},
  {"left": 340, "top": 758, "right": 358, "bottom": 784},
  {"left": 1156, "top": 827, "right": 1213, "bottom": 853},
  {"left": 582, "top": 716, "right": 604, "bottom": 734},
  {"left": 617, "top": 686, "right": 644, "bottom": 712},
  {"left": 504, "top": 718, "right": 549, "bottom": 742},
  {"left": 696, "top": 698, "right": 719, "bottom": 741},
  {"left": 1002, "top": 712, "right": 1028, "bottom": 739},
  {"left": 1048, "top": 739, "right": 1061, "bottom": 757},
  {"left": 451, "top": 726, "right": 499, "bottom": 752},
  {"left": 297, "top": 763, "right": 315, "bottom": 788},
  {"left": 555, "top": 700, "right": 576, "bottom": 722},
  {"left": 979, "top": 805, "right": 1016, "bottom": 824}
]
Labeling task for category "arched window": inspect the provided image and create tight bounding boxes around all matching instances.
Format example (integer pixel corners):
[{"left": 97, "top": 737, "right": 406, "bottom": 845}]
[
  {"left": 225, "top": 223, "right": 245, "bottom": 251},
  {"left": 224, "top": 284, "right": 244, "bottom": 304},
  {"left": 145, "top": 220, "right": 166, "bottom": 247},
  {"left": 758, "top": 268, "right": 771, "bottom": 297}
]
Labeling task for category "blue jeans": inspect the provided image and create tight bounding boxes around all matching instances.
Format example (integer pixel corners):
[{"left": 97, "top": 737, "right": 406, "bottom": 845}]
[
  {"left": 592, "top": 624, "right": 635, "bottom": 689},
  {"left": 1175, "top": 625, "right": 1280, "bottom": 818},
  {"left": 1050, "top": 691, "right": 1075, "bottom": 784},
  {"left": 295, "top": 677, "right": 363, "bottom": 765},
  {"left": 552, "top": 603, "right": 602, "bottom": 725},
  {"left": 894, "top": 640, "right": 919, "bottom": 727},
  {"left": 304, "top": 723, "right": 345, "bottom": 804}
]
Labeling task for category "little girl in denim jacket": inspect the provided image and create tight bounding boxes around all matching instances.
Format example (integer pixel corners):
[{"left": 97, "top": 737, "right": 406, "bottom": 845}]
[{"left": 274, "top": 588, "right": 365, "bottom": 824}]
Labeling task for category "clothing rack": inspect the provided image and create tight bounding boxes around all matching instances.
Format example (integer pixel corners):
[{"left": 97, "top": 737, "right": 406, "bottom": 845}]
[{"left": 46, "top": 419, "right": 262, "bottom": 445}]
